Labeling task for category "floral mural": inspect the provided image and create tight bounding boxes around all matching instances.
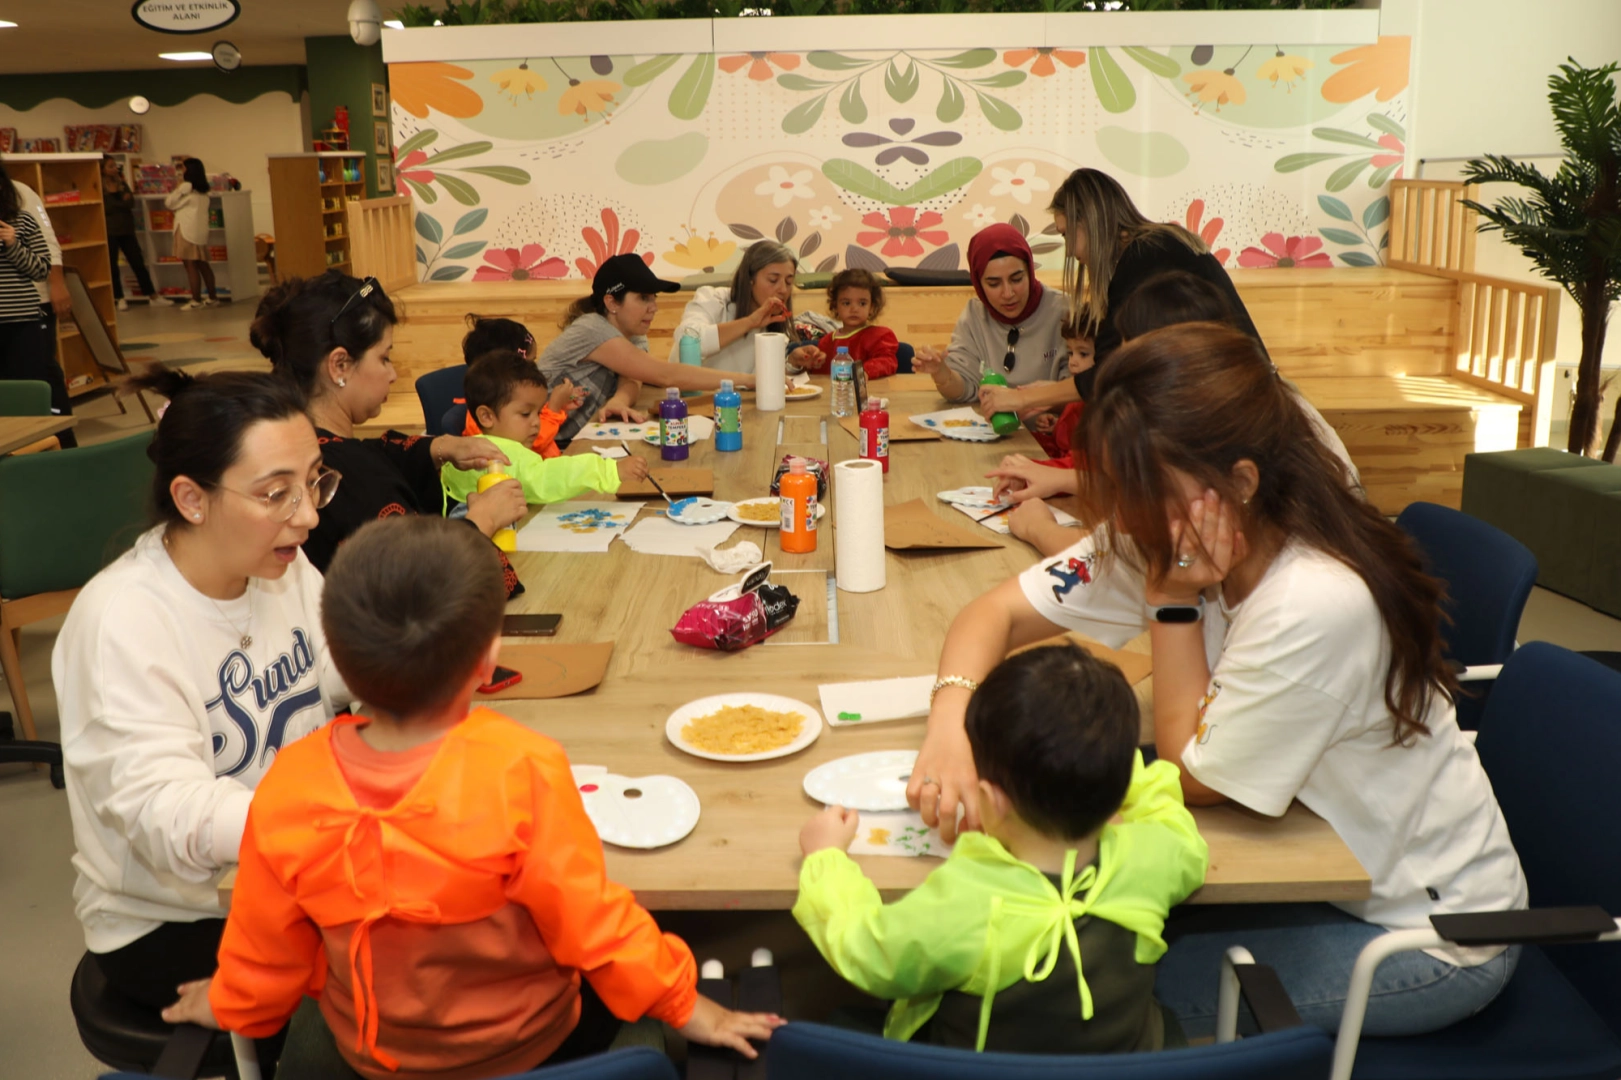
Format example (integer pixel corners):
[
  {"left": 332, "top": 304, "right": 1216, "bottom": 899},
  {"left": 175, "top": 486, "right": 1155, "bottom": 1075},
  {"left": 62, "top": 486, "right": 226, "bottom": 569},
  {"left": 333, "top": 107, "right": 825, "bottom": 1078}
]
[{"left": 388, "top": 35, "right": 1412, "bottom": 283}]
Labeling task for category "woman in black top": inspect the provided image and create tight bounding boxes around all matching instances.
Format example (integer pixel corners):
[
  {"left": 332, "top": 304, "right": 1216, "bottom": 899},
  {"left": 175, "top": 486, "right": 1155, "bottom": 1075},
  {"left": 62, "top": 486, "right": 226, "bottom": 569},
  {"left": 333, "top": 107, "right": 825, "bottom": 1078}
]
[
  {"left": 102, "top": 155, "right": 159, "bottom": 310},
  {"left": 977, "top": 167, "right": 1261, "bottom": 417},
  {"left": 251, "top": 272, "right": 528, "bottom": 587}
]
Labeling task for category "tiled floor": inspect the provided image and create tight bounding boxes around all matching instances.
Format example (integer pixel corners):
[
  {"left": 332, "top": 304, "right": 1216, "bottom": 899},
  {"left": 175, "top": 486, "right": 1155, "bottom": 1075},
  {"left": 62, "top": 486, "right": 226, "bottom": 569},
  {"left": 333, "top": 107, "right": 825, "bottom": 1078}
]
[{"left": 5, "top": 307, "right": 1621, "bottom": 1075}]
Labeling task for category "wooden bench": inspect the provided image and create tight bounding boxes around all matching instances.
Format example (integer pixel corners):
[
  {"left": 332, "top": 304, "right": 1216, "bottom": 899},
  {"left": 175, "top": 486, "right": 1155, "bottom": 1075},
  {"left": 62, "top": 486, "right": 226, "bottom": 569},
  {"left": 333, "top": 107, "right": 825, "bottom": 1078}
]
[{"left": 366, "top": 181, "right": 1558, "bottom": 513}]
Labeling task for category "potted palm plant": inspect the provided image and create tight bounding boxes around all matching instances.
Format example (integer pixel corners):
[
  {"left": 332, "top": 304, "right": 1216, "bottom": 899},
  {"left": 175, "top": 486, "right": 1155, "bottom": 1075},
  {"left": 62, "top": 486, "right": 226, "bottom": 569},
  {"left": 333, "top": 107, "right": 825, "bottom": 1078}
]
[{"left": 1463, "top": 59, "right": 1621, "bottom": 460}]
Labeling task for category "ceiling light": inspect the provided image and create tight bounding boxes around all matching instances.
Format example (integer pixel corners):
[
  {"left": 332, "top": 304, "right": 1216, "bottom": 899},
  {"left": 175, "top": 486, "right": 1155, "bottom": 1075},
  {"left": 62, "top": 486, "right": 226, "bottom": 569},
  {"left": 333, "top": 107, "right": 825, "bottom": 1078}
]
[
  {"left": 159, "top": 51, "right": 213, "bottom": 61},
  {"left": 0, "top": 20, "right": 18, "bottom": 28},
  {"left": 383, "top": 19, "right": 403, "bottom": 29}
]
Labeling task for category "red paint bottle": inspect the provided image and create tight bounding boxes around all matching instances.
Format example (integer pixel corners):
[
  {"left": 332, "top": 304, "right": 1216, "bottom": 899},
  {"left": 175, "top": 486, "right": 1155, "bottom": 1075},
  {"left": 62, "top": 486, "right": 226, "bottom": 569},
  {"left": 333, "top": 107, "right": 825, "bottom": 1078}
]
[{"left": 859, "top": 396, "right": 890, "bottom": 474}]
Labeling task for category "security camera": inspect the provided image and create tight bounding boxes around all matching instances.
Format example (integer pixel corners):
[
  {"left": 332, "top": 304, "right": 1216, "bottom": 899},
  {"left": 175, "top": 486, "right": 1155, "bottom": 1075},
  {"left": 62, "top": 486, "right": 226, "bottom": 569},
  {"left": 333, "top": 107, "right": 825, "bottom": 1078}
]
[{"left": 348, "top": 0, "right": 382, "bottom": 47}]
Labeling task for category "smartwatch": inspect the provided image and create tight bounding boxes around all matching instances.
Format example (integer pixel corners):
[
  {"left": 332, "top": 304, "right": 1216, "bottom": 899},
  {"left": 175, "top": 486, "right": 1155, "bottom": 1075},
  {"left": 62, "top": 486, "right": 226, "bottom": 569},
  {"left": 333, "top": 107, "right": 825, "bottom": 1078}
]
[{"left": 1147, "top": 595, "right": 1205, "bottom": 624}]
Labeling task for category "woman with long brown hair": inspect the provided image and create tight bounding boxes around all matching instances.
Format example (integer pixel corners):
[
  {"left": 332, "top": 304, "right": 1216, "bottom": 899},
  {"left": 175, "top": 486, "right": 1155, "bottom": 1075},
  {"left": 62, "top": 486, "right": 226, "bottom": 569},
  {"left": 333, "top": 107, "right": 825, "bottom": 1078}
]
[{"left": 909, "top": 323, "right": 1524, "bottom": 1038}]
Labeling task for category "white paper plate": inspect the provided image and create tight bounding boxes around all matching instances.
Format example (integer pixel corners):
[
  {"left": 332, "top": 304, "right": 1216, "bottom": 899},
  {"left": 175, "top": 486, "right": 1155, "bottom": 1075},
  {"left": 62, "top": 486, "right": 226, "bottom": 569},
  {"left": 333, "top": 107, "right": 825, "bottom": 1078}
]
[
  {"left": 578, "top": 772, "right": 700, "bottom": 849},
  {"left": 667, "top": 692, "right": 825, "bottom": 762},
  {"left": 785, "top": 385, "right": 824, "bottom": 401},
  {"left": 727, "top": 496, "right": 827, "bottom": 528},
  {"left": 937, "top": 486, "right": 1005, "bottom": 510},
  {"left": 910, "top": 408, "right": 1002, "bottom": 443},
  {"left": 803, "top": 750, "right": 918, "bottom": 812},
  {"left": 667, "top": 497, "right": 734, "bottom": 525}
]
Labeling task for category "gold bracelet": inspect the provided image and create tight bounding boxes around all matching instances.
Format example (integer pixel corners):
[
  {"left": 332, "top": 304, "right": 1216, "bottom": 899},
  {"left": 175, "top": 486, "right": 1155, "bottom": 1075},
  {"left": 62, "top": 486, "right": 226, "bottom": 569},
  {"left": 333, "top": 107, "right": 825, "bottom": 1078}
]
[{"left": 929, "top": 675, "right": 981, "bottom": 705}]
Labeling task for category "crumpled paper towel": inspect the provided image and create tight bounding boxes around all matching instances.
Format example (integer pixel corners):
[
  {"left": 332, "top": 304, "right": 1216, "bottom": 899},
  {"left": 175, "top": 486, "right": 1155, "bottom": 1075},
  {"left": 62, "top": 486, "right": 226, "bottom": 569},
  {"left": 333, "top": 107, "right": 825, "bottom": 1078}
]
[{"left": 699, "top": 540, "right": 763, "bottom": 573}]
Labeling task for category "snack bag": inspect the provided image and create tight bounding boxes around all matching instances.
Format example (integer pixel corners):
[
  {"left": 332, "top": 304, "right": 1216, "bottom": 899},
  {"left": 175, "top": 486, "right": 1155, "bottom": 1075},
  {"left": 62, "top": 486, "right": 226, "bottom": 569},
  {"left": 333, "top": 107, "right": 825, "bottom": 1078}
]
[
  {"left": 671, "top": 563, "right": 800, "bottom": 652},
  {"left": 770, "top": 454, "right": 829, "bottom": 501}
]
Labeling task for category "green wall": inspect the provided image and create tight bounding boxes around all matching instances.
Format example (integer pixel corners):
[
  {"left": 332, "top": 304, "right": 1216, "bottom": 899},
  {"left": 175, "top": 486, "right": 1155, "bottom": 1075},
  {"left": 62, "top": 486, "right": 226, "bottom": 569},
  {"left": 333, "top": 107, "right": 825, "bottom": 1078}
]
[
  {"left": 0, "top": 66, "right": 307, "bottom": 111},
  {"left": 304, "top": 36, "right": 390, "bottom": 199}
]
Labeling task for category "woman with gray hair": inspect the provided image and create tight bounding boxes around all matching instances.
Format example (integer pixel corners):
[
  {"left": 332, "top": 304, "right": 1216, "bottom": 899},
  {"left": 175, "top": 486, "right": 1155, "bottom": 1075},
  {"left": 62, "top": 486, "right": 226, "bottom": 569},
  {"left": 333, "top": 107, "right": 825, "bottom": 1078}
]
[{"left": 668, "top": 239, "right": 826, "bottom": 373}]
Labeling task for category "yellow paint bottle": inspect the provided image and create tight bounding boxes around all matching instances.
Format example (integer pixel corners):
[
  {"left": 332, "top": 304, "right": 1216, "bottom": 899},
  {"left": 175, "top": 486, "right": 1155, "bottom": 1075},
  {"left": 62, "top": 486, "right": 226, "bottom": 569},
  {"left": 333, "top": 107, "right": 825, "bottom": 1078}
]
[{"left": 477, "top": 469, "right": 518, "bottom": 552}]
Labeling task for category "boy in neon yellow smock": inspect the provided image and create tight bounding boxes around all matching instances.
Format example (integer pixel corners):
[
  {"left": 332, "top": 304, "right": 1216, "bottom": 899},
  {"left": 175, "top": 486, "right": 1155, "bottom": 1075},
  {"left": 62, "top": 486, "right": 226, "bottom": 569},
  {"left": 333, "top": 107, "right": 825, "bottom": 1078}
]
[
  {"left": 441, "top": 349, "right": 648, "bottom": 508},
  {"left": 793, "top": 644, "right": 1209, "bottom": 1054}
]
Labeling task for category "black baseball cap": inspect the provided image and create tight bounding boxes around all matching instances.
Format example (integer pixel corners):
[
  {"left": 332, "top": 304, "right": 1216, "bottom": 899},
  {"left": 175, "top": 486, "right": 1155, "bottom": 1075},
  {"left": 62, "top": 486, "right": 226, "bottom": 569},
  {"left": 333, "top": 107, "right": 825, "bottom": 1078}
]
[{"left": 592, "top": 254, "right": 679, "bottom": 299}]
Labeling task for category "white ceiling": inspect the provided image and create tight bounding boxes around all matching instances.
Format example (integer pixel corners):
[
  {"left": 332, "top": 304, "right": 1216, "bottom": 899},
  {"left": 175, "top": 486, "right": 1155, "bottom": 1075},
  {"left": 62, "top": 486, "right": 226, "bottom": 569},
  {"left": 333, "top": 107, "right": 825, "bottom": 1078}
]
[{"left": 0, "top": 0, "right": 365, "bottom": 74}]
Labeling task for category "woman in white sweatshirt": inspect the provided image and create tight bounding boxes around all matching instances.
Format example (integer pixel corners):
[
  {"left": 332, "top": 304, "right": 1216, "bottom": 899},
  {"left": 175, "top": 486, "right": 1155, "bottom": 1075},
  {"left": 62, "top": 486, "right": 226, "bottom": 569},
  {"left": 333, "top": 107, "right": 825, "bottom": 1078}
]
[
  {"left": 164, "top": 158, "right": 217, "bottom": 310},
  {"left": 53, "top": 368, "right": 347, "bottom": 1016},
  {"left": 667, "top": 239, "right": 825, "bottom": 374}
]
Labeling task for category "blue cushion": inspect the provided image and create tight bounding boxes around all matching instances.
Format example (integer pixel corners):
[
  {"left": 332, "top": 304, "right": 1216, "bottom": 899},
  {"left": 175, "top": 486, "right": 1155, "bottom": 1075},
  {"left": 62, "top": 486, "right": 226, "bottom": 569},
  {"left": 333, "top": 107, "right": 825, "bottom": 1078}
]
[{"left": 1351, "top": 945, "right": 1621, "bottom": 1080}]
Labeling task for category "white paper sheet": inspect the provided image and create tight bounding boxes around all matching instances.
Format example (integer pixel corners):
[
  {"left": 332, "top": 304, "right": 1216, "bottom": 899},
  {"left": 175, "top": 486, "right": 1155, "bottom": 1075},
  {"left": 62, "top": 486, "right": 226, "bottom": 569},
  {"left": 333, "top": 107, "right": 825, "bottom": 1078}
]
[
  {"left": 848, "top": 811, "right": 953, "bottom": 858},
  {"left": 907, "top": 407, "right": 1000, "bottom": 442},
  {"left": 571, "top": 421, "right": 660, "bottom": 442},
  {"left": 620, "top": 515, "right": 740, "bottom": 557},
  {"left": 819, "top": 675, "right": 934, "bottom": 726},
  {"left": 516, "top": 502, "right": 646, "bottom": 553},
  {"left": 940, "top": 488, "right": 1079, "bottom": 537},
  {"left": 593, "top": 445, "right": 629, "bottom": 460}
]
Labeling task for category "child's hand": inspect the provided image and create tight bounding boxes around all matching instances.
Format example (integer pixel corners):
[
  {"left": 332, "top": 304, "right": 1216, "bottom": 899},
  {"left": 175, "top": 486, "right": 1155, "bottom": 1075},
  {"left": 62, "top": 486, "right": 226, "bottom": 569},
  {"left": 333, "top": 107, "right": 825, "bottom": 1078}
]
[
  {"left": 546, "top": 377, "right": 577, "bottom": 413},
  {"left": 800, "top": 804, "right": 859, "bottom": 855},
  {"left": 1026, "top": 411, "right": 1058, "bottom": 433},
  {"left": 677, "top": 994, "right": 786, "bottom": 1059},
  {"left": 618, "top": 457, "right": 650, "bottom": 484},
  {"left": 161, "top": 978, "right": 220, "bottom": 1029}
]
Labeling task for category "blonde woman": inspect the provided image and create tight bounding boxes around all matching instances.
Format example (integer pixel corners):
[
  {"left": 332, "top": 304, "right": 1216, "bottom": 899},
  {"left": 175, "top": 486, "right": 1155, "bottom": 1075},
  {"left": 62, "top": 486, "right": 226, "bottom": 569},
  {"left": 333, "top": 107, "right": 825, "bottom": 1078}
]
[
  {"left": 977, "top": 168, "right": 1262, "bottom": 418},
  {"left": 668, "top": 239, "right": 825, "bottom": 374}
]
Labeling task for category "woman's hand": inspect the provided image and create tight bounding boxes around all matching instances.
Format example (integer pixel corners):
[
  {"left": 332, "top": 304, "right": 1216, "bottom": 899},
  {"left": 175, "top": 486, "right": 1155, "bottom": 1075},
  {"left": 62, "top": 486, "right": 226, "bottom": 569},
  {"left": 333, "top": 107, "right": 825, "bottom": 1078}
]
[
  {"left": 911, "top": 345, "right": 945, "bottom": 376},
  {"left": 1007, "top": 498, "right": 1057, "bottom": 544},
  {"left": 1149, "top": 489, "right": 1248, "bottom": 604},
  {"left": 748, "top": 297, "right": 789, "bottom": 330},
  {"left": 907, "top": 704, "right": 980, "bottom": 844},
  {"left": 977, "top": 383, "right": 1023, "bottom": 418},
  {"left": 435, "top": 436, "right": 511, "bottom": 472},
  {"left": 0, "top": 220, "right": 15, "bottom": 247},
  {"left": 617, "top": 457, "right": 650, "bottom": 484},
  {"left": 987, "top": 454, "right": 1075, "bottom": 504},
  {"left": 464, "top": 478, "right": 527, "bottom": 536},
  {"left": 161, "top": 979, "right": 220, "bottom": 1029},
  {"left": 596, "top": 401, "right": 648, "bottom": 424},
  {"left": 800, "top": 805, "right": 860, "bottom": 856},
  {"left": 789, "top": 344, "right": 827, "bottom": 370},
  {"left": 677, "top": 995, "right": 786, "bottom": 1060}
]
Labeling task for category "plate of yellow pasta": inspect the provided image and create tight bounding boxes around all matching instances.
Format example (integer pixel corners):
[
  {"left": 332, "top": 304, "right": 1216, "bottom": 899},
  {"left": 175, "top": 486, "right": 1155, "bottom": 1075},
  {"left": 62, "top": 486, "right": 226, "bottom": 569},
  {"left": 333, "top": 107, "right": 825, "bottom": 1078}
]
[{"left": 666, "top": 692, "right": 825, "bottom": 762}]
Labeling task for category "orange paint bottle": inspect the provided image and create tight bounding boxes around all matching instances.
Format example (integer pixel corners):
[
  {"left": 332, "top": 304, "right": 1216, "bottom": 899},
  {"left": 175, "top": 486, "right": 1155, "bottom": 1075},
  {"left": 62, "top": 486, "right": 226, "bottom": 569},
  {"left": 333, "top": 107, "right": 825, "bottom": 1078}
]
[{"left": 778, "top": 456, "right": 818, "bottom": 554}]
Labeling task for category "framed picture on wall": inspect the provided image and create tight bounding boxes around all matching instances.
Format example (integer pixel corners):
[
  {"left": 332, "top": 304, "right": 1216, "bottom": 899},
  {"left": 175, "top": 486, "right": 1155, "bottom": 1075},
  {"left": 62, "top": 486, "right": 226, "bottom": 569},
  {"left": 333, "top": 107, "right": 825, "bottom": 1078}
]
[
  {"left": 376, "top": 161, "right": 393, "bottom": 193},
  {"left": 373, "top": 121, "right": 391, "bottom": 156},
  {"left": 371, "top": 83, "right": 388, "bottom": 117}
]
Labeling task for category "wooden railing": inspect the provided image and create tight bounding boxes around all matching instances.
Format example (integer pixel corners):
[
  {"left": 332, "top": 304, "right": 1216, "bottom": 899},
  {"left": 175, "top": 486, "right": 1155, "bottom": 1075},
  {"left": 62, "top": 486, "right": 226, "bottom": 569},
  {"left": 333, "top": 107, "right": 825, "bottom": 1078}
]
[
  {"left": 349, "top": 194, "right": 417, "bottom": 294},
  {"left": 1388, "top": 179, "right": 1479, "bottom": 274},
  {"left": 1449, "top": 272, "right": 1561, "bottom": 448}
]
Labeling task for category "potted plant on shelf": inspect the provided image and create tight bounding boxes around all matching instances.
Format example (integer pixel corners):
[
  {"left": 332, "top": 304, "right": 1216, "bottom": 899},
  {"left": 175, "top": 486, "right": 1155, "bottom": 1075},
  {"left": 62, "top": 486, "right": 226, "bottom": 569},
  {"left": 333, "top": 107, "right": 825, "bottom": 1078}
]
[{"left": 1463, "top": 58, "right": 1621, "bottom": 460}]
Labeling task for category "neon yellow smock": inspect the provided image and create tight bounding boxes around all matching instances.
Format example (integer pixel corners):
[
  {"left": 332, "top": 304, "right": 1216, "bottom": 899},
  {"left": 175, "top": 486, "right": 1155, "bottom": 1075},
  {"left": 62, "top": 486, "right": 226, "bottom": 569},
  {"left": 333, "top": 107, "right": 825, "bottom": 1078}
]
[
  {"left": 792, "top": 754, "right": 1208, "bottom": 1051},
  {"left": 440, "top": 434, "right": 621, "bottom": 508}
]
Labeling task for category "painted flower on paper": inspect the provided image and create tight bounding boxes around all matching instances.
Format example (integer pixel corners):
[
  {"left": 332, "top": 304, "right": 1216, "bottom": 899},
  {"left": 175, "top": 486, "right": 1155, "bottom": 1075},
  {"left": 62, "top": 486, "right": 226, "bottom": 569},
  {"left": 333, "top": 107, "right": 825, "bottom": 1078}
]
[
  {"left": 664, "top": 226, "right": 737, "bottom": 273},
  {"left": 474, "top": 245, "right": 569, "bottom": 282},
  {"left": 491, "top": 60, "right": 547, "bottom": 104},
  {"left": 755, "top": 166, "right": 816, "bottom": 210},
  {"left": 988, "top": 163, "right": 1051, "bottom": 206},
  {"left": 806, "top": 205, "right": 843, "bottom": 231},
  {"left": 857, "top": 207, "right": 948, "bottom": 259},
  {"left": 1002, "top": 47, "right": 1085, "bottom": 77},
  {"left": 577, "top": 207, "right": 652, "bottom": 278},
  {"left": 1183, "top": 68, "right": 1247, "bottom": 112},
  {"left": 963, "top": 203, "right": 1000, "bottom": 228},
  {"left": 1322, "top": 36, "right": 1411, "bottom": 104},
  {"left": 395, "top": 150, "right": 435, "bottom": 193},
  {"left": 559, "top": 78, "right": 621, "bottom": 121},
  {"left": 1257, "top": 50, "right": 1314, "bottom": 91},
  {"left": 719, "top": 52, "right": 801, "bottom": 81},
  {"left": 391, "top": 62, "right": 484, "bottom": 120},
  {"left": 1184, "top": 199, "right": 1230, "bottom": 266},
  {"left": 1238, "top": 233, "right": 1333, "bottom": 269}
]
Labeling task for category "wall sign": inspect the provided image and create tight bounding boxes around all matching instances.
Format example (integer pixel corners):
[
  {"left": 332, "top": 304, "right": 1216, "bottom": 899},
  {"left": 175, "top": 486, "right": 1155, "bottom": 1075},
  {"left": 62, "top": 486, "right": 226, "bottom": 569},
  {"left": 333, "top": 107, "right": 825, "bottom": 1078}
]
[{"left": 131, "top": 0, "right": 241, "bottom": 35}]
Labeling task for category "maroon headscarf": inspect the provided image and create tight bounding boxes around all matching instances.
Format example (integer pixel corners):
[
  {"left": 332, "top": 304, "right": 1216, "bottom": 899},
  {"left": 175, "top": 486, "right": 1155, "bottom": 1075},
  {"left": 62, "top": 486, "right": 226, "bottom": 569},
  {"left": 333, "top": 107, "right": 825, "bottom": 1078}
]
[{"left": 968, "top": 224, "right": 1045, "bottom": 327}]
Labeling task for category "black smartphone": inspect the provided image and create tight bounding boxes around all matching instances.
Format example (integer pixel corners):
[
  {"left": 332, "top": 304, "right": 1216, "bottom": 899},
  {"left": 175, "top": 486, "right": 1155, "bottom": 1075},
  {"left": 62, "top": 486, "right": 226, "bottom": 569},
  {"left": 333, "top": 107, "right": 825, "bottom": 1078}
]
[
  {"left": 477, "top": 666, "right": 523, "bottom": 695},
  {"left": 503, "top": 614, "right": 562, "bottom": 637}
]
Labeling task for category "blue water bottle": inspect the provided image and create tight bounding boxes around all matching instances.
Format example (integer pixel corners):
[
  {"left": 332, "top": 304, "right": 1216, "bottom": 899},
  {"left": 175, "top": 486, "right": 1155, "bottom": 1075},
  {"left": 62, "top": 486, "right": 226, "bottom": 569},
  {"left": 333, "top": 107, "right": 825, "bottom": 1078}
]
[
  {"left": 659, "top": 387, "right": 689, "bottom": 461},
  {"left": 714, "top": 378, "right": 742, "bottom": 452},
  {"left": 678, "top": 328, "right": 702, "bottom": 398}
]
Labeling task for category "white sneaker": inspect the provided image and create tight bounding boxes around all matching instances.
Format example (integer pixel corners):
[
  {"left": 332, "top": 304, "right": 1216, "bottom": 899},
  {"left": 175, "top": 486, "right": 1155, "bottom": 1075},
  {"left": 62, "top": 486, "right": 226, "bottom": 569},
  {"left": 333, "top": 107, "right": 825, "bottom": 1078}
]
[
  {"left": 202, "top": 297, "right": 218, "bottom": 307},
  {"left": 116, "top": 299, "right": 128, "bottom": 311},
  {"left": 179, "top": 300, "right": 202, "bottom": 311}
]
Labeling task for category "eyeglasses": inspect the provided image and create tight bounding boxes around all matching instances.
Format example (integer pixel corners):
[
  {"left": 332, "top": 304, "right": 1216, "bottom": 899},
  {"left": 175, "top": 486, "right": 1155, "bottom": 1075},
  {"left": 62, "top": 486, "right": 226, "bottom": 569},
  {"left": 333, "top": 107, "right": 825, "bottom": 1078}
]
[
  {"left": 1003, "top": 327, "right": 1021, "bottom": 373},
  {"left": 330, "top": 277, "right": 380, "bottom": 326},
  {"left": 214, "top": 469, "right": 342, "bottom": 522}
]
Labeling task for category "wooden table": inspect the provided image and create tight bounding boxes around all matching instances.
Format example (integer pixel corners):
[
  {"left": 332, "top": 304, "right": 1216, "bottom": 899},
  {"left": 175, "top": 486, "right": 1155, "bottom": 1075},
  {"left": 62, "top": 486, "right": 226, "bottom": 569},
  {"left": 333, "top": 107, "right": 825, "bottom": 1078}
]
[
  {"left": 490, "top": 373, "right": 1370, "bottom": 910},
  {"left": 0, "top": 415, "right": 74, "bottom": 456}
]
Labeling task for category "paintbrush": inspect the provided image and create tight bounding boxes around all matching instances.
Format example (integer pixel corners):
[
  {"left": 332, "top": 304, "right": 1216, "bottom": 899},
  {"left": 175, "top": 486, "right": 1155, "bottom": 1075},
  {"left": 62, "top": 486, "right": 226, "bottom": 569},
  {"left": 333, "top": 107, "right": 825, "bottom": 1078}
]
[
  {"left": 621, "top": 440, "right": 672, "bottom": 504},
  {"left": 974, "top": 503, "right": 1013, "bottom": 524}
]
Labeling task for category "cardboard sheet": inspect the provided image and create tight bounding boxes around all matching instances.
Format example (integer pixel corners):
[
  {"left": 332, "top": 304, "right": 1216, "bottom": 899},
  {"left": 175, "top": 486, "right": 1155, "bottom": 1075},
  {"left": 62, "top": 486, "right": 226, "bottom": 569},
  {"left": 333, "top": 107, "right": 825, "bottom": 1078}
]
[
  {"left": 477, "top": 642, "right": 615, "bottom": 700},
  {"left": 881, "top": 499, "right": 1002, "bottom": 550},
  {"left": 836, "top": 413, "right": 941, "bottom": 442},
  {"left": 617, "top": 468, "right": 715, "bottom": 499}
]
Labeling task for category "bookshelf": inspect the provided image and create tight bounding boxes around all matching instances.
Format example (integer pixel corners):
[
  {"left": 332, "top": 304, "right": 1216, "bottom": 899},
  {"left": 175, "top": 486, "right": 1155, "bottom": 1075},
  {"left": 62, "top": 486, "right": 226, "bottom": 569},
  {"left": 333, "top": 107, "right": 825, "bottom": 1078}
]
[
  {"left": 4, "top": 152, "right": 115, "bottom": 398},
  {"left": 267, "top": 152, "right": 366, "bottom": 280},
  {"left": 131, "top": 189, "right": 258, "bottom": 303}
]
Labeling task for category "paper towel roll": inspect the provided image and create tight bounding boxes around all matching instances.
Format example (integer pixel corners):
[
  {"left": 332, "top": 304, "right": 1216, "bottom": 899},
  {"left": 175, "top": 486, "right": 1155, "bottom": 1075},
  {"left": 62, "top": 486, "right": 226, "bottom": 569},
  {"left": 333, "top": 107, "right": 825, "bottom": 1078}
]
[
  {"left": 754, "top": 332, "right": 787, "bottom": 412},
  {"left": 834, "top": 458, "right": 886, "bottom": 593}
]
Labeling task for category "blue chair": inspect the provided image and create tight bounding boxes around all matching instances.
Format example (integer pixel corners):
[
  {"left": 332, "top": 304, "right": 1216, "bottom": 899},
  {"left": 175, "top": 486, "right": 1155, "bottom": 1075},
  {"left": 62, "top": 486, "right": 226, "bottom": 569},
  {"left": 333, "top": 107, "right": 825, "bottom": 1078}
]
[
  {"left": 416, "top": 365, "right": 467, "bottom": 437},
  {"left": 766, "top": 1019, "right": 1333, "bottom": 1080},
  {"left": 1394, "top": 502, "right": 1538, "bottom": 729},
  {"left": 896, "top": 342, "right": 915, "bottom": 374},
  {"left": 443, "top": 402, "right": 469, "bottom": 437},
  {"left": 1332, "top": 642, "right": 1621, "bottom": 1080},
  {"left": 98, "top": 1046, "right": 680, "bottom": 1080}
]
